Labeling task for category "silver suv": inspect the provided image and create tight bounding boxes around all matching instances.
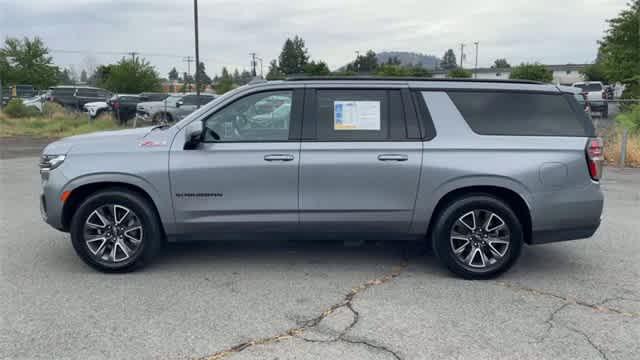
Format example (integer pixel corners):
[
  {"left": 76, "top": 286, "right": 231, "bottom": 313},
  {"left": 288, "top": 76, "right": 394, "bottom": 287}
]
[{"left": 39, "top": 78, "right": 604, "bottom": 279}]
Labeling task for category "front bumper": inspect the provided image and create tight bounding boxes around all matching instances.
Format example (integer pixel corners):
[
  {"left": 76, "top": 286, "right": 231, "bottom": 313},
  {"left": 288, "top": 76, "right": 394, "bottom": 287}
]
[{"left": 40, "top": 167, "right": 69, "bottom": 231}]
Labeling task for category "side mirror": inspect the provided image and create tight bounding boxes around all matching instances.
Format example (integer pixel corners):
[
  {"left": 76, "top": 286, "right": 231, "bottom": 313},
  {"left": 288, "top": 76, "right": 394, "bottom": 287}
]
[
  {"left": 176, "top": 100, "right": 183, "bottom": 108},
  {"left": 184, "top": 129, "right": 202, "bottom": 150}
]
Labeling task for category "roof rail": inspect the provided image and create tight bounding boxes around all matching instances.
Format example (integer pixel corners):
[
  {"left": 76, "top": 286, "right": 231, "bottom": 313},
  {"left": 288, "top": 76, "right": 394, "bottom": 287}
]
[{"left": 284, "top": 75, "right": 543, "bottom": 85}]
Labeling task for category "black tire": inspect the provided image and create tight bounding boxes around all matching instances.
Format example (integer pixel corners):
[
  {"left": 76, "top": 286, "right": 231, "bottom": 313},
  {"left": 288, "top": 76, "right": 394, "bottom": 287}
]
[
  {"left": 70, "top": 188, "right": 163, "bottom": 273},
  {"left": 431, "top": 194, "right": 523, "bottom": 279}
]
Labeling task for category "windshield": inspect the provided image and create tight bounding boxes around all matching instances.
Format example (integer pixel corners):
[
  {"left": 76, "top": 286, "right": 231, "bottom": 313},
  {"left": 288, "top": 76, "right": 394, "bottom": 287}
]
[{"left": 174, "top": 86, "right": 248, "bottom": 129}]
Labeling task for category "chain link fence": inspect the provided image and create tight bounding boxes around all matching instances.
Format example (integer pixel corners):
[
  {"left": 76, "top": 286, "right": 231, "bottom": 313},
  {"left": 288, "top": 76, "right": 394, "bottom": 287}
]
[{"left": 594, "top": 99, "right": 640, "bottom": 168}]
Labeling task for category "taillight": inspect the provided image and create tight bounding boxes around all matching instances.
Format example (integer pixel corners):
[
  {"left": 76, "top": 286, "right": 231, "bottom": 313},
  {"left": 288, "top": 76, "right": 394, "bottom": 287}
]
[{"left": 586, "top": 138, "right": 603, "bottom": 181}]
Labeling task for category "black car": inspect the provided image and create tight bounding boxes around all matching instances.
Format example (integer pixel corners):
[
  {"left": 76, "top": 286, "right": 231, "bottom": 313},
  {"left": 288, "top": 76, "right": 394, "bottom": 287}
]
[
  {"left": 108, "top": 94, "right": 143, "bottom": 123},
  {"left": 49, "top": 86, "right": 111, "bottom": 110}
]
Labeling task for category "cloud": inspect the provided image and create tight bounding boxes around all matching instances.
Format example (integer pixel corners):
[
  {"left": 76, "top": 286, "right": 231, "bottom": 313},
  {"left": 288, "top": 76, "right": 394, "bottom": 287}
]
[{"left": 0, "top": 0, "right": 628, "bottom": 77}]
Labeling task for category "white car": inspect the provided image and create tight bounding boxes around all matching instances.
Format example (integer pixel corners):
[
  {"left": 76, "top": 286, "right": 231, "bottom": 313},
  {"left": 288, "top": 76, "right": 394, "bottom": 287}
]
[
  {"left": 571, "top": 81, "right": 608, "bottom": 118},
  {"left": 83, "top": 101, "right": 110, "bottom": 118},
  {"left": 21, "top": 95, "right": 46, "bottom": 112}
]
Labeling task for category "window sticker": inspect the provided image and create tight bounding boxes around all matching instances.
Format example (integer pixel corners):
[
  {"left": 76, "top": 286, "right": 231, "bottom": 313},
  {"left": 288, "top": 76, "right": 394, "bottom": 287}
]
[{"left": 334, "top": 101, "right": 381, "bottom": 130}]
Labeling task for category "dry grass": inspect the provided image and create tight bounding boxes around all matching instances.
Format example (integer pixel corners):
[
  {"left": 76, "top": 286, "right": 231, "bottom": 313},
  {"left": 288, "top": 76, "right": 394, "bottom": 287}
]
[
  {"left": 0, "top": 103, "right": 122, "bottom": 138},
  {"left": 602, "top": 126, "right": 640, "bottom": 167}
]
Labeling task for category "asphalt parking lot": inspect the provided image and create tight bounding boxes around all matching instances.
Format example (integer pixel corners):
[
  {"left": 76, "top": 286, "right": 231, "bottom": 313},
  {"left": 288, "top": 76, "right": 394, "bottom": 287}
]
[{"left": 1, "top": 153, "right": 639, "bottom": 360}]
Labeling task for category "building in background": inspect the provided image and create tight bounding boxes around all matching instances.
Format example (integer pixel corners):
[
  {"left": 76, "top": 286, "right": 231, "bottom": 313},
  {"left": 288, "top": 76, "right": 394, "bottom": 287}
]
[{"left": 433, "top": 64, "right": 588, "bottom": 85}]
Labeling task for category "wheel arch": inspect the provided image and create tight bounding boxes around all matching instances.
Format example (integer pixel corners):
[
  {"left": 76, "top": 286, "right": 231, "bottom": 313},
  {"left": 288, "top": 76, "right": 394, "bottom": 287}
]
[
  {"left": 61, "top": 180, "right": 168, "bottom": 236},
  {"left": 424, "top": 185, "right": 533, "bottom": 245}
]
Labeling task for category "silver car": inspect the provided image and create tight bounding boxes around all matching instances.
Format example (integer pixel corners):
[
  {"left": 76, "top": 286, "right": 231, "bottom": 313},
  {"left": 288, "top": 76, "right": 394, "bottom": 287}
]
[
  {"left": 39, "top": 78, "right": 604, "bottom": 279},
  {"left": 135, "top": 93, "right": 216, "bottom": 123}
]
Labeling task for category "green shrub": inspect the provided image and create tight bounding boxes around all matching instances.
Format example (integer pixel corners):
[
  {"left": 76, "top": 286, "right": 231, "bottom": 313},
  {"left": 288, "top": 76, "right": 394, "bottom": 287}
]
[
  {"left": 509, "top": 63, "right": 553, "bottom": 83},
  {"left": 448, "top": 68, "right": 473, "bottom": 78},
  {"left": 616, "top": 104, "right": 640, "bottom": 134},
  {"left": 3, "top": 98, "right": 40, "bottom": 118}
]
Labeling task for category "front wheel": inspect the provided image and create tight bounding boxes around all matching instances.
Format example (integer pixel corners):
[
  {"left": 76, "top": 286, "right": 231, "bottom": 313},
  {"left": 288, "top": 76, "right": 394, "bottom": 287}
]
[
  {"left": 431, "top": 195, "right": 523, "bottom": 279},
  {"left": 70, "top": 188, "right": 163, "bottom": 272}
]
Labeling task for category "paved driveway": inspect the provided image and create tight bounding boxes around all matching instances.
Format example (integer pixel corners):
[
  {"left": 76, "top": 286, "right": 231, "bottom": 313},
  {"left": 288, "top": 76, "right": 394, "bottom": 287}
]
[{"left": 1, "top": 155, "right": 638, "bottom": 360}]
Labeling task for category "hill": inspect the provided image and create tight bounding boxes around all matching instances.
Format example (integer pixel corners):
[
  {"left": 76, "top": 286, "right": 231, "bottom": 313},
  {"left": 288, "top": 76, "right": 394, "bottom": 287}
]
[{"left": 376, "top": 51, "right": 440, "bottom": 69}]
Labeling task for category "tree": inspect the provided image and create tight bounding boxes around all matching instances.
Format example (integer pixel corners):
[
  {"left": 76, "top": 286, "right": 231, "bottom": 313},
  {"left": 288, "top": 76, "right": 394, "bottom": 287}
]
[
  {"left": 448, "top": 68, "right": 473, "bottom": 78},
  {"left": 195, "top": 62, "right": 211, "bottom": 90},
  {"left": 509, "top": 63, "right": 553, "bottom": 82},
  {"left": 375, "top": 64, "right": 432, "bottom": 77},
  {"left": 278, "top": 36, "right": 309, "bottom": 75},
  {"left": 303, "top": 60, "right": 330, "bottom": 76},
  {"left": 492, "top": 58, "right": 511, "bottom": 68},
  {"left": 239, "top": 69, "right": 253, "bottom": 85},
  {"left": 266, "top": 60, "right": 285, "bottom": 80},
  {"left": 168, "top": 67, "right": 179, "bottom": 81},
  {"left": 56, "top": 68, "right": 74, "bottom": 85},
  {"left": 598, "top": 0, "right": 640, "bottom": 99},
  {"left": 98, "top": 56, "right": 162, "bottom": 93},
  {"left": 80, "top": 69, "right": 87, "bottom": 83},
  {"left": 232, "top": 69, "right": 241, "bottom": 84},
  {"left": 581, "top": 62, "right": 607, "bottom": 82},
  {"left": 215, "top": 67, "right": 235, "bottom": 94},
  {"left": 440, "top": 49, "right": 457, "bottom": 70},
  {"left": 346, "top": 50, "right": 378, "bottom": 73},
  {"left": 0, "top": 36, "right": 59, "bottom": 88},
  {"left": 386, "top": 56, "right": 401, "bottom": 66}
]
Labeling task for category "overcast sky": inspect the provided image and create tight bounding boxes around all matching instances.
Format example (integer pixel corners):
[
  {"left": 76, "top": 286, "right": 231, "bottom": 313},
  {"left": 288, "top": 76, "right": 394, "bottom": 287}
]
[{"left": 0, "top": 0, "right": 628, "bottom": 78}]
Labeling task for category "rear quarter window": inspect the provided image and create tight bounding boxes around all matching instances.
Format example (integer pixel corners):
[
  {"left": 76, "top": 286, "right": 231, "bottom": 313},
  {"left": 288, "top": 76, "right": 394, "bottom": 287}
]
[{"left": 447, "top": 91, "right": 592, "bottom": 137}]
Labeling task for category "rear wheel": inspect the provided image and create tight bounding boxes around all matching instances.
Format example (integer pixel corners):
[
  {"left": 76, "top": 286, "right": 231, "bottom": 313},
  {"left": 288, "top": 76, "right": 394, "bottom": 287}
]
[
  {"left": 70, "top": 188, "right": 163, "bottom": 272},
  {"left": 431, "top": 195, "right": 523, "bottom": 279}
]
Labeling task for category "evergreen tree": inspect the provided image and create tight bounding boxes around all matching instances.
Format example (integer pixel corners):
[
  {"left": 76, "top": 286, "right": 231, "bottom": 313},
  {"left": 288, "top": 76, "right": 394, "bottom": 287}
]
[
  {"left": 440, "top": 49, "right": 457, "bottom": 70},
  {"left": 278, "top": 36, "right": 309, "bottom": 75}
]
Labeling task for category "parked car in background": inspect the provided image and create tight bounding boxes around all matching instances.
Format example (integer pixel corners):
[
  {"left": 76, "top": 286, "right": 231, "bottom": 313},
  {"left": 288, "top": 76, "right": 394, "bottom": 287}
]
[
  {"left": 49, "top": 86, "right": 111, "bottom": 110},
  {"left": 2, "top": 84, "right": 37, "bottom": 106},
  {"left": 40, "top": 78, "right": 603, "bottom": 279},
  {"left": 560, "top": 86, "right": 590, "bottom": 114},
  {"left": 21, "top": 94, "right": 47, "bottom": 112},
  {"left": 108, "top": 94, "right": 144, "bottom": 124},
  {"left": 136, "top": 93, "right": 216, "bottom": 123},
  {"left": 571, "top": 81, "right": 608, "bottom": 118},
  {"left": 139, "top": 92, "right": 170, "bottom": 102}
]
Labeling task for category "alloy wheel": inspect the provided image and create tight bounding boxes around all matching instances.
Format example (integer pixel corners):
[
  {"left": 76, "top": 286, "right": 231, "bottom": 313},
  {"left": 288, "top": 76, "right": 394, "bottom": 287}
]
[
  {"left": 83, "top": 204, "right": 143, "bottom": 264},
  {"left": 449, "top": 209, "right": 511, "bottom": 271}
]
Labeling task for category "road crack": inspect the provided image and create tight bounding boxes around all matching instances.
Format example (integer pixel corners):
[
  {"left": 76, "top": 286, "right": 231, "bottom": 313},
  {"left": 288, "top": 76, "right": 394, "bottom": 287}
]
[
  {"left": 199, "top": 262, "right": 407, "bottom": 360},
  {"left": 494, "top": 281, "right": 639, "bottom": 317}
]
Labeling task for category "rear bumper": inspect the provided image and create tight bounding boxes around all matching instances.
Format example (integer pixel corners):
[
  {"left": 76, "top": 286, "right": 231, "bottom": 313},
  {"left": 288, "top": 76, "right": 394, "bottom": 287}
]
[
  {"left": 530, "top": 224, "right": 600, "bottom": 244},
  {"left": 528, "top": 183, "right": 604, "bottom": 244}
]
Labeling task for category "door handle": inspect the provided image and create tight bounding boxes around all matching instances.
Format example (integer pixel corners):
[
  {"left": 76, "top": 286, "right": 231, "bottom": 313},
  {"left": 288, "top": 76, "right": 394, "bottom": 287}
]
[
  {"left": 264, "top": 154, "right": 295, "bottom": 162},
  {"left": 377, "top": 154, "right": 409, "bottom": 162}
]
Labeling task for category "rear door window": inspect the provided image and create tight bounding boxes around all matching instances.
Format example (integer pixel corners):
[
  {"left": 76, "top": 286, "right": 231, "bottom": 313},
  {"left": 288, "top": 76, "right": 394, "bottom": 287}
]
[
  {"left": 314, "top": 90, "right": 390, "bottom": 141},
  {"left": 447, "top": 91, "right": 591, "bottom": 137}
]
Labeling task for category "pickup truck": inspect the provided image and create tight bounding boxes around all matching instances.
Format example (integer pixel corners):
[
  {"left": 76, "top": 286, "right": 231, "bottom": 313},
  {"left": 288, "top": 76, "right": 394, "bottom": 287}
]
[{"left": 571, "top": 81, "right": 608, "bottom": 118}]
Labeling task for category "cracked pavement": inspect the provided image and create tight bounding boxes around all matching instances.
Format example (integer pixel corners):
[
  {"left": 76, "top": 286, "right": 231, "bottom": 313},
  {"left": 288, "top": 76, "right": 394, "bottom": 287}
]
[{"left": 1, "top": 156, "right": 639, "bottom": 360}]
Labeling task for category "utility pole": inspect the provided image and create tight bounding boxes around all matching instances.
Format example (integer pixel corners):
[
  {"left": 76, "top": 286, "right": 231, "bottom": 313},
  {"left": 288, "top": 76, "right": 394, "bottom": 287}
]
[
  {"left": 127, "top": 51, "right": 139, "bottom": 61},
  {"left": 257, "top": 57, "right": 264, "bottom": 78},
  {"left": 183, "top": 56, "right": 194, "bottom": 90},
  {"left": 249, "top": 52, "right": 257, "bottom": 77},
  {"left": 459, "top": 43, "right": 465, "bottom": 69},
  {"left": 473, "top": 41, "right": 479, "bottom": 78},
  {"left": 355, "top": 50, "right": 360, "bottom": 72},
  {"left": 193, "top": 0, "right": 201, "bottom": 102}
]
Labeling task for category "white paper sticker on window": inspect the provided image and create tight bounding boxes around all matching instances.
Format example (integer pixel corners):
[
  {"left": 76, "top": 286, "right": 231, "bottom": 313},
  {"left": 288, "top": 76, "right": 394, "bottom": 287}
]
[{"left": 334, "top": 101, "right": 381, "bottom": 130}]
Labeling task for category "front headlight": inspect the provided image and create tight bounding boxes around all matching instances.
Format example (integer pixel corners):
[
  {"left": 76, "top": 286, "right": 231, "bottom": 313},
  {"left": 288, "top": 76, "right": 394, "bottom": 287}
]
[{"left": 40, "top": 154, "right": 66, "bottom": 173}]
